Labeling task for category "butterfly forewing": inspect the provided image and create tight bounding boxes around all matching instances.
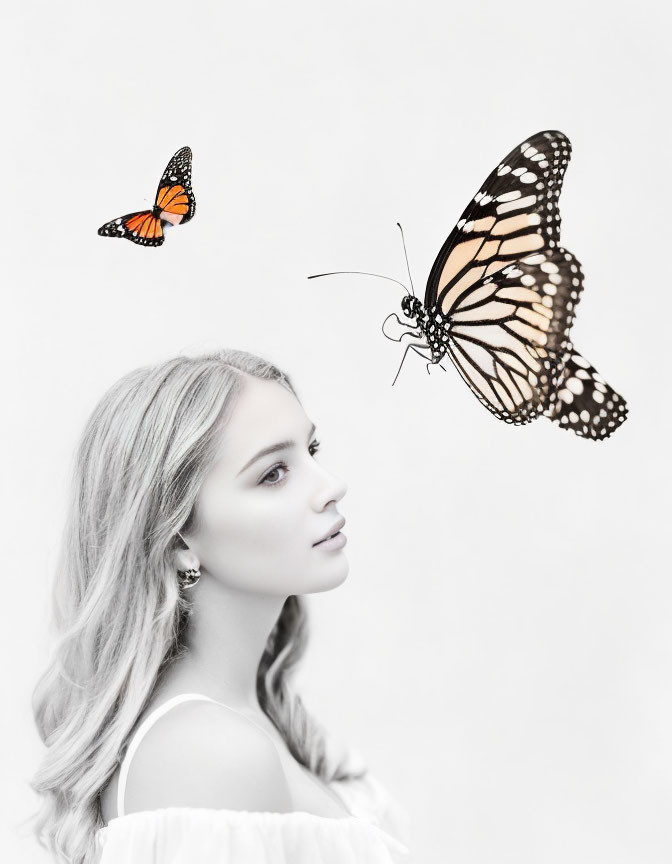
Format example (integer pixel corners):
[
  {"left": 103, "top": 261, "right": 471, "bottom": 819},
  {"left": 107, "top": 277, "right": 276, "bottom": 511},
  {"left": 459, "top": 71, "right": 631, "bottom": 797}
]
[
  {"left": 97, "top": 210, "right": 165, "bottom": 246},
  {"left": 425, "top": 130, "right": 572, "bottom": 315},
  {"left": 154, "top": 146, "right": 196, "bottom": 224}
]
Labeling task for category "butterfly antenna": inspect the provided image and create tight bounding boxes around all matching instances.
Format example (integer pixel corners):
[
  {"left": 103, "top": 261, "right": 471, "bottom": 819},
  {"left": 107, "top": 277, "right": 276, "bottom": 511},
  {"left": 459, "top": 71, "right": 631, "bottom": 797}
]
[
  {"left": 308, "top": 271, "right": 412, "bottom": 296},
  {"left": 396, "top": 223, "right": 416, "bottom": 297}
]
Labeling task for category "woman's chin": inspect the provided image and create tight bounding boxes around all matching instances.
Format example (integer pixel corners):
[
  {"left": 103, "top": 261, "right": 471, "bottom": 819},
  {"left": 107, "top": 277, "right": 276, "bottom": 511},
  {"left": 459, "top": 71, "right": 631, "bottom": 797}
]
[{"left": 304, "top": 562, "right": 350, "bottom": 594}]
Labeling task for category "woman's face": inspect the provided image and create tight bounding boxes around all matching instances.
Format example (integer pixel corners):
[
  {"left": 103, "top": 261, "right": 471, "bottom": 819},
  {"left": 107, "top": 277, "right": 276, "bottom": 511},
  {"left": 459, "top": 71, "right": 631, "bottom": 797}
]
[{"left": 185, "top": 375, "right": 349, "bottom": 596}]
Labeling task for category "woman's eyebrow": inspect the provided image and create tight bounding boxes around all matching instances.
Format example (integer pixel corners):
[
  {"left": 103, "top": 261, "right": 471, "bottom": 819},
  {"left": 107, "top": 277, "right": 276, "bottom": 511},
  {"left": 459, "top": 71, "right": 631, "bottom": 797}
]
[{"left": 237, "top": 422, "right": 316, "bottom": 476}]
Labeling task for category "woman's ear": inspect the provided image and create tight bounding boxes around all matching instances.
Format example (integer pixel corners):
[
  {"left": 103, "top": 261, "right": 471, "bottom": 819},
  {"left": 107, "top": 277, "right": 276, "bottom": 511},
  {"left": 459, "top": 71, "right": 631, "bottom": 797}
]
[{"left": 173, "top": 532, "right": 200, "bottom": 573}]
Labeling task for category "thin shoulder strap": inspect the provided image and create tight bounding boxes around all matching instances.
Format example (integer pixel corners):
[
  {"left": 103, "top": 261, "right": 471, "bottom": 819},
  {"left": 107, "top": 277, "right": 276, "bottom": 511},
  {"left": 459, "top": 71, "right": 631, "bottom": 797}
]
[{"left": 116, "top": 692, "right": 285, "bottom": 818}]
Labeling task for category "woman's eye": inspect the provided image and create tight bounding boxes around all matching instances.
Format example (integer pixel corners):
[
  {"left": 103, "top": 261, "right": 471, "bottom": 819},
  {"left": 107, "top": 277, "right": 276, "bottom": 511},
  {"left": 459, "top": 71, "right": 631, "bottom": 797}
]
[
  {"left": 259, "top": 441, "right": 321, "bottom": 487},
  {"left": 260, "top": 464, "right": 288, "bottom": 486}
]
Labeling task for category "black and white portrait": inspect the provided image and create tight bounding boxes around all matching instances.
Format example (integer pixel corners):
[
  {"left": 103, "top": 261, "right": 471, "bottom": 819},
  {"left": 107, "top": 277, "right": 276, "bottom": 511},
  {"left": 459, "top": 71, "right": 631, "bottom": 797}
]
[{"left": 3, "top": 2, "right": 669, "bottom": 863}]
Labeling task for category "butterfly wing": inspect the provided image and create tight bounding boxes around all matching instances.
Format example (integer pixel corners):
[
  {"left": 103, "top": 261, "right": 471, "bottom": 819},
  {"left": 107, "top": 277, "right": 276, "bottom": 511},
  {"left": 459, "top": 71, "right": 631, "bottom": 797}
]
[
  {"left": 546, "top": 349, "right": 628, "bottom": 439},
  {"left": 153, "top": 146, "right": 196, "bottom": 225},
  {"left": 97, "top": 210, "right": 165, "bottom": 246},
  {"left": 425, "top": 130, "right": 571, "bottom": 313},
  {"left": 443, "top": 245, "right": 583, "bottom": 423}
]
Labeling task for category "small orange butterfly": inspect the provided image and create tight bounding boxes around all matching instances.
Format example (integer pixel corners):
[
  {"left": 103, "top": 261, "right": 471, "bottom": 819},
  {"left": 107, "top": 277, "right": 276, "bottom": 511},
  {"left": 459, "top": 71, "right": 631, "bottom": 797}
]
[{"left": 98, "top": 146, "right": 196, "bottom": 247}]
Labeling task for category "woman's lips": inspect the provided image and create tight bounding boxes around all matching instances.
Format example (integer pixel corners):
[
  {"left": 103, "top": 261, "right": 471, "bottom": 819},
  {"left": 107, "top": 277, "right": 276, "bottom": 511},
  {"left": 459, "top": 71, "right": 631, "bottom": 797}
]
[{"left": 313, "top": 531, "right": 347, "bottom": 550}]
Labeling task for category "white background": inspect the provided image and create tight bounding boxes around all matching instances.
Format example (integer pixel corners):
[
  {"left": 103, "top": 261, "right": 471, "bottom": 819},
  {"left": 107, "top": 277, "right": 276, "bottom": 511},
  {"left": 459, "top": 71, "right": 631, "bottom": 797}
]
[{"left": 3, "top": 1, "right": 670, "bottom": 862}]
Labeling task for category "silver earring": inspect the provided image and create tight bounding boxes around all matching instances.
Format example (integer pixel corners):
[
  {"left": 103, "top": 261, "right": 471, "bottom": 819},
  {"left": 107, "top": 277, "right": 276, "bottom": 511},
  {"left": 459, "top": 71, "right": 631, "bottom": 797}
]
[{"left": 178, "top": 567, "right": 201, "bottom": 589}]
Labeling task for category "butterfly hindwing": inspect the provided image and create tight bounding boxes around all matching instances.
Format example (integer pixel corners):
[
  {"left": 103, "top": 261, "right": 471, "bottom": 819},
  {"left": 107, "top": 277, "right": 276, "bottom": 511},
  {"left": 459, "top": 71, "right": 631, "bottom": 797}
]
[
  {"left": 546, "top": 348, "right": 628, "bottom": 439},
  {"left": 153, "top": 146, "right": 196, "bottom": 225},
  {"left": 425, "top": 130, "right": 572, "bottom": 315},
  {"left": 97, "top": 210, "right": 165, "bottom": 246}
]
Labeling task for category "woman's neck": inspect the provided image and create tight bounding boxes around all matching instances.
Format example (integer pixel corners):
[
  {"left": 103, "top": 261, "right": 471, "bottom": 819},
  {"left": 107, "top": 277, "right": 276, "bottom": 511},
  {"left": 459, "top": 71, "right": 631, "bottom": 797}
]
[{"left": 159, "top": 574, "right": 288, "bottom": 713}]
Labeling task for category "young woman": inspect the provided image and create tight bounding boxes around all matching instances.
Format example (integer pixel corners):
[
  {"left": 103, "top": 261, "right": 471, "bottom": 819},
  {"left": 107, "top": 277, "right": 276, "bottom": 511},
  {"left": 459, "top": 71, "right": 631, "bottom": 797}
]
[{"left": 30, "top": 348, "right": 412, "bottom": 863}]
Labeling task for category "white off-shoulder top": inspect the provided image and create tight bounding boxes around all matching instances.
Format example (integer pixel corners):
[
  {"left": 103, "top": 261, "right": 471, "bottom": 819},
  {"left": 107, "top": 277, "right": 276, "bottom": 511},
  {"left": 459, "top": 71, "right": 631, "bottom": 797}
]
[{"left": 94, "top": 693, "right": 413, "bottom": 863}]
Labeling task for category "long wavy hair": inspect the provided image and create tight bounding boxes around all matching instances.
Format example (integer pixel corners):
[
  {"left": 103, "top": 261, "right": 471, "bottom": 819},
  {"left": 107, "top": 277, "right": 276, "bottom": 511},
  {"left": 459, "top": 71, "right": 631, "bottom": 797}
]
[{"left": 29, "top": 348, "right": 365, "bottom": 864}]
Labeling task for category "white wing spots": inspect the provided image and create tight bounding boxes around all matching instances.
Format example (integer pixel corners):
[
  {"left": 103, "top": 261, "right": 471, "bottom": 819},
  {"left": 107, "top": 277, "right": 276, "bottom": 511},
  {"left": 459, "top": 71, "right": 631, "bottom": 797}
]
[
  {"left": 559, "top": 389, "right": 573, "bottom": 404},
  {"left": 520, "top": 172, "right": 537, "bottom": 184},
  {"left": 592, "top": 390, "right": 605, "bottom": 403},
  {"left": 521, "top": 274, "right": 536, "bottom": 287},
  {"left": 542, "top": 283, "right": 557, "bottom": 296},
  {"left": 572, "top": 353, "right": 591, "bottom": 368},
  {"left": 457, "top": 219, "right": 466, "bottom": 229},
  {"left": 496, "top": 190, "right": 522, "bottom": 203},
  {"left": 522, "top": 253, "right": 546, "bottom": 266},
  {"left": 496, "top": 194, "right": 537, "bottom": 214},
  {"left": 497, "top": 164, "right": 512, "bottom": 176},
  {"left": 540, "top": 261, "right": 559, "bottom": 274},
  {"left": 479, "top": 195, "right": 493, "bottom": 206},
  {"left": 523, "top": 145, "right": 538, "bottom": 157},
  {"left": 462, "top": 221, "right": 475, "bottom": 233},
  {"left": 512, "top": 167, "right": 527, "bottom": 176},
  {"left": 474, "top": 191, "right": 484, "bottom": 202},
  {"left": 566, "top": 377, "right": 584, "bottom": 395}
]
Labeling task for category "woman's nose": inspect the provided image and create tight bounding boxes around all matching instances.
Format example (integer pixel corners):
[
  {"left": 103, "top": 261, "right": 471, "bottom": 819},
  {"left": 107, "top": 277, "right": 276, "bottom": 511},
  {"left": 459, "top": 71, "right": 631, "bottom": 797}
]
[{"left": 313, "top": 465, "right": 347, "bottom": 510}]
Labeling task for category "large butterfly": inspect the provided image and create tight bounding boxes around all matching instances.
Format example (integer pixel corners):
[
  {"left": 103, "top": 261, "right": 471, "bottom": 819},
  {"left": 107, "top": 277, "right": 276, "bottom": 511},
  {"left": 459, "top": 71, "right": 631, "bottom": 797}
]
[
  {"left": 312, "top": 130, "right": 627, "bottom": 440},
  {"left": 98, "top": 146, "right": 196, "bottom": 247}
]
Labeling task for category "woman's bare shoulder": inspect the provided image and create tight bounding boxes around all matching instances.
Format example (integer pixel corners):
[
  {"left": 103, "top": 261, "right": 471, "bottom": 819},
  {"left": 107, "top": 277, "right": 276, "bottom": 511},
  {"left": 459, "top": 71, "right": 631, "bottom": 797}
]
[{"left": 120, "top": 699, "right": 293, "bottom": 817}]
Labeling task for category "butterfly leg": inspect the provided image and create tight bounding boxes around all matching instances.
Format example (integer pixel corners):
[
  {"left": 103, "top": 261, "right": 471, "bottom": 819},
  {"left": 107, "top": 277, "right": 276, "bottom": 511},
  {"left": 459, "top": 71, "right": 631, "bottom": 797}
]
[
  {"left": 409, "top": 346, "right": 445, "bottom": 375},
  {"left": 391, "top": 341, "right": 432, "bottom": 386},
  {"left": 381, "top": 312, "right": 421, "bottom": 344}
]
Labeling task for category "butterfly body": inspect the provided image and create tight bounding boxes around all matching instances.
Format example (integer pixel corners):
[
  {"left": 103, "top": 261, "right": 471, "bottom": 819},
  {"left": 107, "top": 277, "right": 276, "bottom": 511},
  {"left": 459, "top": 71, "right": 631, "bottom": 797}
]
[
  {"left": 98, "top": 146, "right": 195, "bottom": 247},
  {"left": 383, "top": 130, "right": 628, "bottom": 439},
  {"left": 400, "top": 297, "right": 451, "bottom": 362}
]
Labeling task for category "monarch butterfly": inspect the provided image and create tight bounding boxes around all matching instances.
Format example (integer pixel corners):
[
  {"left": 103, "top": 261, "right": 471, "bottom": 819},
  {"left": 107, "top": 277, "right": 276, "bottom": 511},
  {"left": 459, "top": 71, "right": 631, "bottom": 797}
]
[
  {"left": 311, "top": 130, "right": 627, "bottom": 440},
  {"left": 97, "top": 146, "right": 195, "bottom": 247}
]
